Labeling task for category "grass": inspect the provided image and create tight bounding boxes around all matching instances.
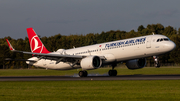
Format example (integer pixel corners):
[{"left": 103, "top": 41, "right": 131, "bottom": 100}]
[
  {"left": 0, "top": 66, "right": 180, "bottom": 76},
  {"left": 0, "top": 66, "right": 180, "bottom": 101},
  {"left": 0, "top": 80, "right": 180, "bottom": 101}
]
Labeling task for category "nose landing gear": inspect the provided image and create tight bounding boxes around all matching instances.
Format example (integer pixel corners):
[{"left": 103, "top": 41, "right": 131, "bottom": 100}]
[{"left": 153, "top": 56, "right": 160, "bottom": 68}]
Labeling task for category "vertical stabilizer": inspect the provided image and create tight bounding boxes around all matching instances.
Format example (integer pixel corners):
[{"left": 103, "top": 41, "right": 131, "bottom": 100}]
[{"left": 26, "top": 28, "right": 50, "bottom": 53}]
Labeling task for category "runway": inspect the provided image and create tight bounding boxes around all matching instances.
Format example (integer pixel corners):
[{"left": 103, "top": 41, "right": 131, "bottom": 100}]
[{"left": 0, "top": 75, "right": 180, "bottom": 81}]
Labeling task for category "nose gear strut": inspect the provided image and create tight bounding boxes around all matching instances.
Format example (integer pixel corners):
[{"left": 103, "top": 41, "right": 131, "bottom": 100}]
[{"left": 153, "top": 56, "right": 160, "bottom": 68}]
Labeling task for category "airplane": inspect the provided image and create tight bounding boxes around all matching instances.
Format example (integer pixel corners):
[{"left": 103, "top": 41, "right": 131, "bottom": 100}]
[{"left": 6, "top": 28, "right": 176, "bottom": 77}]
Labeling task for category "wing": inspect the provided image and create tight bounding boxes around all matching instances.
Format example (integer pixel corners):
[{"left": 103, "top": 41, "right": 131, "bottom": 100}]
[{"left": 6, "top": 39, "right": 105, "bottom": 64}]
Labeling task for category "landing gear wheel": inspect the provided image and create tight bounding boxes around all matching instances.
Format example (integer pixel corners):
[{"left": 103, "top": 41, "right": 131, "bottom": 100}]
[
  {"left": 155, "top": 63, "right": 160, "bottom": 68},
  {"left": 79, "top": 71, "right": 88, "bottom": 77},
  {"left": 108, "top": 70, "right": 117, "bottom": 76}
]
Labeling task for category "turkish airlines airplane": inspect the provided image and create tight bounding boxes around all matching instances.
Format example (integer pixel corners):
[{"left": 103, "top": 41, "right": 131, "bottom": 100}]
[{"left": 6, "top": 28, "right": 176, "bottom": 77}]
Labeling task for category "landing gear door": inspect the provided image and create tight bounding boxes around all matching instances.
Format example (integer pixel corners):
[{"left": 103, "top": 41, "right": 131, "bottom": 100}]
[{"left": 146, "top": 36, "right": 151, "bottom": 48}]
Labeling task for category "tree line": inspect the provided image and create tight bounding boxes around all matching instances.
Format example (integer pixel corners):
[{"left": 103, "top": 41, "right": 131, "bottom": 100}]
[{"left": 0, "top": 23, "right": 180, "bottom": 69}]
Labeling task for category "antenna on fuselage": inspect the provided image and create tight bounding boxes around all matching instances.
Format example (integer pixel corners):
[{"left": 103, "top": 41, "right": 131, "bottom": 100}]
[{"left": 152, "top": 32, "right": 155, "bottom": 35}]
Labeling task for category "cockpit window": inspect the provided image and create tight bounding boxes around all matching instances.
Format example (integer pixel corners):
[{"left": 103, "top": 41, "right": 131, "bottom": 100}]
[
  {"left": 164, "top": 38, "right": 169, "bottom": 41},
  {"left": 157, "top": 38, "right": 169, "bottom": 42}
]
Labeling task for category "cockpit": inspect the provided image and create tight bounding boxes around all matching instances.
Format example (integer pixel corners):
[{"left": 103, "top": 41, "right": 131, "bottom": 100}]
[{"left": 157, "top": 38, "right": 170, "bottom": 42}]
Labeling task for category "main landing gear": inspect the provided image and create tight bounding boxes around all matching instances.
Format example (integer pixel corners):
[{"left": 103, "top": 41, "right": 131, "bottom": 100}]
[
  {"left": 79, "top": 71, "right": 88, "bottom": 77},
  {"left": 78, "top": 63, "right": 118, "bottom": 77},
  {"left": 108, "top": 64, "right": 117, "bottom": 76},
  {"left": 108, "top": 70, "right": 117, "bottom": 76}
]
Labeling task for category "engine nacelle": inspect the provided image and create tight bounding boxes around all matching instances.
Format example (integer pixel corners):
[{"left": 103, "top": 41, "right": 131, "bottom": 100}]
[
  {"left": 80, "top": 56, "right": 102, "bottom": 70},
  {"left": 126, "top": 58, "right": 146, "bottom": 69}
]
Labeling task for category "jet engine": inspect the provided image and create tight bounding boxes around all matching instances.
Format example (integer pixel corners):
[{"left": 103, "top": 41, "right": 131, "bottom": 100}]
[
  {"left": 80, "top": 56, "right": 102, "bottom": 70},
  {"left": 126, "top": 58, "right": 146, "bottom": 69}
]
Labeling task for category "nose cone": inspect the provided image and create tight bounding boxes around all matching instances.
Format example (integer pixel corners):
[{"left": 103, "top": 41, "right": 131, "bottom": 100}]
[{"left": 164, "top": 41, "right": 176, "bottom": 51}]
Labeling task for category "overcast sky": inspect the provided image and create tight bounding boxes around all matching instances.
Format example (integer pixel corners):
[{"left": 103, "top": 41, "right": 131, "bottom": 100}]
[{"left": 1, "top": 0, "right": 180, "bottom": 39}]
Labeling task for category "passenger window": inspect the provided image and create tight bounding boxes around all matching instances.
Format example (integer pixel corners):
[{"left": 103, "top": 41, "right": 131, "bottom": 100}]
[{"left": 157, "top": 39, "right": 160, "bottom": 42}]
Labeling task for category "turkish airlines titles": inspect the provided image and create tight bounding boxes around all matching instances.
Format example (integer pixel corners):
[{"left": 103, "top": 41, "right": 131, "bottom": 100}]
[{"left": 105, "top": 37, "right": 146, "bottom": 48}]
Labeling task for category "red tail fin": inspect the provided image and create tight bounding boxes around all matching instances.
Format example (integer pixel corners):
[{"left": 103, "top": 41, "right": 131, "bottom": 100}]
[{"left": 26, "top": 28, "right": 50, "bottom": 53}]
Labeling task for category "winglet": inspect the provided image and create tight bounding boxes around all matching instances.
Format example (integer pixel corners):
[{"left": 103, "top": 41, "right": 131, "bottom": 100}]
[{"left": 6, "top": 39, "right": 15, "bottom": 51}]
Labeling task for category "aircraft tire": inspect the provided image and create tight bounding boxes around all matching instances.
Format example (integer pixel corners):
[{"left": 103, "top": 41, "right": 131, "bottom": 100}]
[
  {"left": 155, "top": 63, "right": 160, "bottom": 68},
  {"left": 108, "top": 70, "right": 117, "bottom": 76},
  {"left": 84, "top": 71, "right": 88, "bottom": 77},
  {"left": 79, "top": 71, "right": 88, "bottom": 77}
]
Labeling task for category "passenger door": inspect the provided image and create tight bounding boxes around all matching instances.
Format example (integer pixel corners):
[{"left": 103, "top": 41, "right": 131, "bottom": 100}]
[{"left": 146, "top": 37, "right": 151, "bottom": 48}]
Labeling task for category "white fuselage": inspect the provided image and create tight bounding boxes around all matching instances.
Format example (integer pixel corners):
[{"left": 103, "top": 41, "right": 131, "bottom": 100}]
[{"left": 27, "top": 34, "right": 176, "bottom": 70}]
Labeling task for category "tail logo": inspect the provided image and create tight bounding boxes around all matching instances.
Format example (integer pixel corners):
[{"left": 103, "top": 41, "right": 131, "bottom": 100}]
[{"left": 30, "top": 35, "right": 42, "bottom": 53}]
